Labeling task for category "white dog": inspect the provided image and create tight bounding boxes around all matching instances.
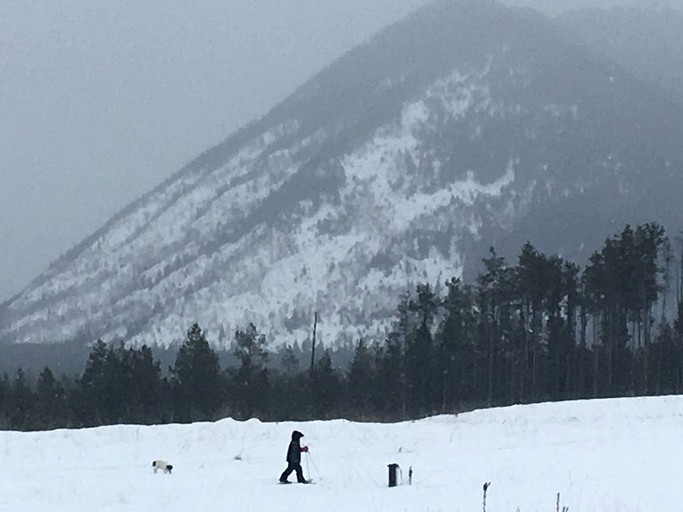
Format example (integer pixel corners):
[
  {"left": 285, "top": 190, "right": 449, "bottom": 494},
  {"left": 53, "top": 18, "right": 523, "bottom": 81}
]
[{"left": 152, "top": 460, "right": 173, "bottom": 474}]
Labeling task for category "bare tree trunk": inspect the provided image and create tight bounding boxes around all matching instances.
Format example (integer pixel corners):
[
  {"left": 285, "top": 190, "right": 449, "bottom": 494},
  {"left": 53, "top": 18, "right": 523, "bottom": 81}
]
[
  {"left": 607, "top": 312, "right": 613, "bottom": 397},
  {"left": 630, "top": 319, "right": 637, "bottom": 396},
  {"left": 579, "top": 305, "right": 587, "bottom": 397},
  {"left": 593, "top": 314, "right": 600, "bottom": 398},
  {"left": 521, "top": 304, "right": 529, "bottom": 403},
  {"left": 644, "top": 307, "right": 651, "bottom": 394}
]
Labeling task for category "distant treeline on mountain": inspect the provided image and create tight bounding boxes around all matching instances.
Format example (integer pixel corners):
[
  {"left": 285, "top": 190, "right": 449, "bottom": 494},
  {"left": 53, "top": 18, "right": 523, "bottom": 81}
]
[{"left": 2, "top": 222, "right": 683, "bottom": 431}]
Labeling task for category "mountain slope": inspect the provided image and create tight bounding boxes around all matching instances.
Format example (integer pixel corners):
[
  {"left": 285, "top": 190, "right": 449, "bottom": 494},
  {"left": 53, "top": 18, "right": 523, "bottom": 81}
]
[{"left": 3, "top": 0, "right": 683, "bottom": 348}]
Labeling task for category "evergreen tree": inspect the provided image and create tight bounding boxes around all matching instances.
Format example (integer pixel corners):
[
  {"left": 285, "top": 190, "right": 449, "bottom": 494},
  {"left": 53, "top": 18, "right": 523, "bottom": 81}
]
[
  {"left": 126, "top": 344, "right": 163, "bottom": 423},
  {"left": 374, "top": 334, "right": 405, "bottom": 419},
  {"left": 476, "top": 248, "right": 515, "bottom": 406},
  {"left": 515, "top": 242, "right": 548, "bottom": 402},
  {"left": 346, "top": 339, "right": 374, "bottom": 417},
  {"left": 78, "top": 339, "right": 109, "bottom": 425},
  {"left": 310, "top": 350, "right": 341, "bottom": 419},
  {"left": 10, "top": 368, "right": 35, "bottom": 430},
  {"left": 406, "top": 283, "right": 438, "bottom": 415},
  {"left": 385, "top": 292, "right": 415, "bottom": 416},
  {"left": 172, "top": 323, "right": 223, "bottom": 422},
  {"left": 437, "top": 277, "right": 477, "bottom": 409},
  {"left": 34, "top": 366, "right": 67, "bottom": 430},
  {"left": 232, "top": 323, "right": 269, "bottom": 419},
  {"left": 0, "top": 373, "right": 9, "bottom": 427}
]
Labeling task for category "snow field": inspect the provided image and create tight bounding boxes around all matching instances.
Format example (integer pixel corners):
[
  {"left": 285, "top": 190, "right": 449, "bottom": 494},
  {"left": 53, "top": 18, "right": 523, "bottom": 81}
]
[{"left": 1, "top": 396, "right": 682, "bottom": 511}]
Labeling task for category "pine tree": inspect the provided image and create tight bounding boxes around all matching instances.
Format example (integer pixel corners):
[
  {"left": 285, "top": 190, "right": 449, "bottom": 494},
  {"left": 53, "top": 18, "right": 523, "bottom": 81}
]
[
  {"left": 34, "top": 366, "right": 67, "bottom": 430},
  {"left": 346, "top": 339, "right": 374, "bottom": 417},
  {"left": 172, "top": 323, "right": 223, "bottom": 422},
  {"left": 0, "top": 373, "right": 9, "bottom": 428},
  {"left": 406, "top": 283, "right": 438, "bottom": 415},
  {"left": 10, "top": 368, "right": 35, "bottom": 430},
  {"left": 437, "top": 277, "right": 477, "bottom": 409},
  {"left": 311, "top": 350, "right": 341, "bottom": 419},
  {"left": 374, "top": 334, "right": 404, "bottom": 419},
  {"left": 232, "top": 323, "right": 269, "bottom": 419},
  {"left": 127, "top": 344, "right": 163, "bottom": 423},
  {"left": 476, "top": 248, "right": 515, "bottom": 406},
  {"left": 77, "top": 339, "right": 109, "bottom": 425}
]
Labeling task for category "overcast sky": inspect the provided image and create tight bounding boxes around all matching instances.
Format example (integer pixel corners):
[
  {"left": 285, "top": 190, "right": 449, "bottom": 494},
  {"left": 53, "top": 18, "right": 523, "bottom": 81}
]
[{"left": 1, "top": 0, "right": 674, "bottom": 302}]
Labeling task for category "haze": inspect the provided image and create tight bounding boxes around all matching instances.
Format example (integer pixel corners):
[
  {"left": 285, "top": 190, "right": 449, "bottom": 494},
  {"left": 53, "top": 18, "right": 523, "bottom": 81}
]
[{"left": 0, "top": 0, "right": 676, "bottom": 302}]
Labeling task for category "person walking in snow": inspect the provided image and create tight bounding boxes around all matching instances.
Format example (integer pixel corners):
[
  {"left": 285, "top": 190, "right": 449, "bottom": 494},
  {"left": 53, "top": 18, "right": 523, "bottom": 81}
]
[{"left": 279, "top": 430, "right": 309, "bottom": 484}]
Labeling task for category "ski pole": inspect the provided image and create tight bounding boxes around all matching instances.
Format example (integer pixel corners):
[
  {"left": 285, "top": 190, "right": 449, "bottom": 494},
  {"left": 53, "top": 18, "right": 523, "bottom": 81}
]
[{"left": 307, "top": 451, "right": 321, "bottom": 480}]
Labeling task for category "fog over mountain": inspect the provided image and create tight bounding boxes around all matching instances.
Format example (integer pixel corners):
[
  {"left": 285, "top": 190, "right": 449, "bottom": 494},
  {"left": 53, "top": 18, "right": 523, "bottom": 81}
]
[
  {"left": 3, "top": 0, "right": 683, "bottom": 351},
  {"left": 503, "top": 0, "right": 683, "bottom": 16},
  {"left": 4, "top": 0, "right": 680, "bottom": 304},
  {"left": 0, "top": 0, "right": 427, "bottom": 301},
  {"left": 558, "top": 2, "right": 683, "bottom": 104}
]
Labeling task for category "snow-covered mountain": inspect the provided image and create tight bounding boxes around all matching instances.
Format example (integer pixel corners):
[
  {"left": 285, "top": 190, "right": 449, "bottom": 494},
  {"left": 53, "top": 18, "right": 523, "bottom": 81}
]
[
  {"left": 3, "top": 0, "right": 683, "bottom": 348},
  {"left": 3, "top": 396, "right": 683, "bottom": 511}
]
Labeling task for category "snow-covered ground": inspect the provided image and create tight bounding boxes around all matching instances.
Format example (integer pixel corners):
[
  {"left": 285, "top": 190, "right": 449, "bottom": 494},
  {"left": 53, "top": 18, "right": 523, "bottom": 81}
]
[{"left": 1, "top": 396, "right": 681, "bottom": 512}]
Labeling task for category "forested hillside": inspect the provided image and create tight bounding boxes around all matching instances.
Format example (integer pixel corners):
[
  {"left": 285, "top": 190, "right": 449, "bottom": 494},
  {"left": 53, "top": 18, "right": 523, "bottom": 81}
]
[{"left": 2, "top": 223, "right": 682, "bottom": 431}]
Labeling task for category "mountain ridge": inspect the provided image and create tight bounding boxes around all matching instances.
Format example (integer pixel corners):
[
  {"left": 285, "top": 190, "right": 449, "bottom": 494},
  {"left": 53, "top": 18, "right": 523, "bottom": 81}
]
[{"left": 3, "top": 0, "right": 683, "bottom": 348}]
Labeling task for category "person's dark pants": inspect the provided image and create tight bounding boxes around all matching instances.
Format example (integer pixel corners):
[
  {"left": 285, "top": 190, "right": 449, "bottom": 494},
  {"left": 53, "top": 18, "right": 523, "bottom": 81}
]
[{"left": 280, "top": 462, "right": 306, "bottom": 483}]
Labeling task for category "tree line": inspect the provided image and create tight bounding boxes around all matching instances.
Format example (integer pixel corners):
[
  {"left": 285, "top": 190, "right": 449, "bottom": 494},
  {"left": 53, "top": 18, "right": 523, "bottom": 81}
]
[{"left": 2, "top": 222, "right": 683, "bottom": 431}]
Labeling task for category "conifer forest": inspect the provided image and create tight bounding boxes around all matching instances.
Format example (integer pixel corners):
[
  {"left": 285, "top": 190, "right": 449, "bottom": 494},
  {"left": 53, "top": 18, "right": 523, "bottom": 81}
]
[{"left": 3, "top": 222, "right": 683, "bottom": 431}]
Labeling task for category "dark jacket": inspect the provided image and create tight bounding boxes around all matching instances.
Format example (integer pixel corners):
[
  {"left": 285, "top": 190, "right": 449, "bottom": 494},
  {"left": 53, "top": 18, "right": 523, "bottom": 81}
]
[{"left": 286, "top": 430, "right": 304, "bottom": 464}]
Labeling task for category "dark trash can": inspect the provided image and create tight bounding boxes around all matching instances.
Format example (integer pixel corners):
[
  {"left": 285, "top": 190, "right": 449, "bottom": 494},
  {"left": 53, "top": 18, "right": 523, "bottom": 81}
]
[{"left": 388, "top": 463, "right": 400, "bottom": 487}]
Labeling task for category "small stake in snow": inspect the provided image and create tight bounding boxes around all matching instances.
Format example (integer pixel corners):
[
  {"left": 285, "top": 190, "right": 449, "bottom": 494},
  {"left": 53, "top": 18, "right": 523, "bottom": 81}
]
[
  {"left": 408, "top": 466, "right": 413, "bottom": 485},
  {"left": 482, "top": 482, "right": 491, "bottom": 512}
]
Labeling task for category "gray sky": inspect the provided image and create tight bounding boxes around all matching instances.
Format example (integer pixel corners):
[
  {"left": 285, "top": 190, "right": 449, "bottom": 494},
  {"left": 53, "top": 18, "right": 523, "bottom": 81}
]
[
  {"left": 1, "top": 0, "right": 674, "bottom": 302},
  {"left": 0, "top": 0, "right": 430, "bottom": 301}
]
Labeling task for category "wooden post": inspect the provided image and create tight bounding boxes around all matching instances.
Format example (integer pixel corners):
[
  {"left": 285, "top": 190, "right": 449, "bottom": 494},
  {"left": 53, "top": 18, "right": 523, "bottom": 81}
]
[{"left": 309, "top": 311, "right": 318, "bottom": 373}]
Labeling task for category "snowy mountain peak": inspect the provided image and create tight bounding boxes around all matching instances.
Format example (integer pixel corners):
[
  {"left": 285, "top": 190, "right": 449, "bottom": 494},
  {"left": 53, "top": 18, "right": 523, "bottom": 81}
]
[{"left": 3, "top": 0, "right": 683, "bottom": 348}]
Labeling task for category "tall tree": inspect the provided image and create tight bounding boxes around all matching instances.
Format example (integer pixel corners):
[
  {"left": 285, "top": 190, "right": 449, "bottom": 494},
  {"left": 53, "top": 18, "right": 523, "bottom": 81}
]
[
  {"left": 346, "top": 339, "right": 374, "bottom": 417},
  {"left": 126, "top": 344, "right": 163, "bottom": 423},
  {"left": 406, "top": 283, "right": 438, "bottom": 415},
  {"left": 34, "top": 366, "right": 67, "bottom": 429},
  {"left": 172, "top": 323, "right": 223, "bottom": 422},
  {"left": 437, "top": 277, "right": 477, "bottom": 410},
  {"left": 10, "top": 368, "right": 35, "bottom": 430},
  {"left": 310, "top": 350, "right": 341, "bottom": 419},
  {"left": 477, "top": 248, "right": 515, "bottom": 406},
  {"left": 77, "top": 339, "right": 109, "bottom": 425},
  {"left": 232, "top": 323, "right": 269, "bottom": 419}
]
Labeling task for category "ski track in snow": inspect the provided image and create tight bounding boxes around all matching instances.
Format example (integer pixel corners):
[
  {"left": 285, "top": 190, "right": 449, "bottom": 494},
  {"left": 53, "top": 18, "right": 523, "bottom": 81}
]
[{"left": 0, "top": 396, "right": 681, "bottom": 512}]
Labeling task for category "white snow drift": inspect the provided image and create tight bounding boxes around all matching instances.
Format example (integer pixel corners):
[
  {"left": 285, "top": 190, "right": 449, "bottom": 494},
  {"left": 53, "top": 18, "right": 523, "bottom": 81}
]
[{"left": 1, "top": 396, "right": 680, "bottom": 512}]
